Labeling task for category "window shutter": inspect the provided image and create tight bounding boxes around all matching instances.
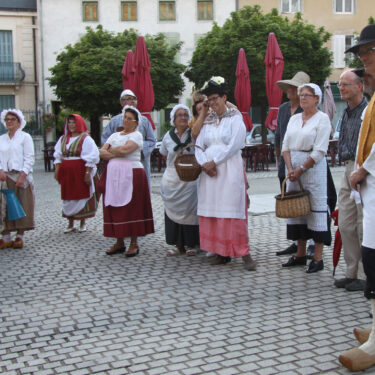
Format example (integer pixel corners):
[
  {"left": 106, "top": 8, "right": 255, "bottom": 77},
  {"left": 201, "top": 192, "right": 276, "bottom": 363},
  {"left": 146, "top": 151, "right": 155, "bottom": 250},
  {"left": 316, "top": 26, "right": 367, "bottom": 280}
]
[{"left": 332, "top": 35, "right": 345, "bottom": 68}]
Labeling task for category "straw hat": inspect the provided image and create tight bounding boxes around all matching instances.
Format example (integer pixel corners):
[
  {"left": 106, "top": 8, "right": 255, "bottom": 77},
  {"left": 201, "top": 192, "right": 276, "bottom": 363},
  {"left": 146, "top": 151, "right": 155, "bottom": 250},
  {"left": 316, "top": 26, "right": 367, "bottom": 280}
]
[{"left": 276, "top": 71, "right": 310, "bottom": 92}]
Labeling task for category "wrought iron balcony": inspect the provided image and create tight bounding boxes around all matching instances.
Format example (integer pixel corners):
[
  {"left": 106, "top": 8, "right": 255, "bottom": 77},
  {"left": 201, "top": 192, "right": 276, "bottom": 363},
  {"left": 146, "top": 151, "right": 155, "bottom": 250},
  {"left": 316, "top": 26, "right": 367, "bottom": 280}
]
[{"left": 0, "top": 62, "right": 26, "bottom": 83}]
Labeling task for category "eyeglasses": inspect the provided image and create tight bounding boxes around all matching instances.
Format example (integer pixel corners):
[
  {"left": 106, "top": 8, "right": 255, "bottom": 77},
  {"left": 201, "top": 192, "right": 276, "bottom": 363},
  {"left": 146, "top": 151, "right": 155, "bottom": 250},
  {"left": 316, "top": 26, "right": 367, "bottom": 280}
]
[
  {"left": 175, "top": 113, "right": 189, "bottom": 118},
  {"left": 122, "top": 97, "right": 137, "bottom": 102},
  {"left": 337, "top": 82, "right": 359, "bottom": 88},
  {"left": 124, "top": 117, "right": 137, "bottom": 122},
  {"left": 4, "top": 117, "right": 18, "bottom": 122},
  {"left": 207, "top": 95, "right": 221, "bottom": 103},
  {"left": 357, "top": 46, "right": 375, "bottom": 58},
  {"left": 299, "top": 94, "right": 315, "bottom": 98}
]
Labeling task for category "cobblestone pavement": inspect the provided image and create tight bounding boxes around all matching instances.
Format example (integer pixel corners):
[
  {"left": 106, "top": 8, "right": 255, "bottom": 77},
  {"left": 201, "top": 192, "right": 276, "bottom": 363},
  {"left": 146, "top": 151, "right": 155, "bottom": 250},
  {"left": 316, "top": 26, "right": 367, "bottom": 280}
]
[{"left": 0, "top": 163, "right": 373, "bottom": 375}]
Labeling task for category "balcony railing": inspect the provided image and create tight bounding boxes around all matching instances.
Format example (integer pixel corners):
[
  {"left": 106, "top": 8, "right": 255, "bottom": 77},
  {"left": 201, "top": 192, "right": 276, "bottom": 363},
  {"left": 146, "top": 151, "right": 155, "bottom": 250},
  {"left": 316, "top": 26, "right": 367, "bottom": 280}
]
[{"left": 0, "top": 62, "right": 26, "bottom": 83}]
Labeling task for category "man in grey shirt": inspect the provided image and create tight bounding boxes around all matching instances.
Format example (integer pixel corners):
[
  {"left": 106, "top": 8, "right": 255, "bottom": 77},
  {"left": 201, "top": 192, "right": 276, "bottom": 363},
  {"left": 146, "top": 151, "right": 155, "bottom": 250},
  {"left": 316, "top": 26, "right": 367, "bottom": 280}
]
[
  {"left": 334, "top": 70, "right": 368, "bottom": 292},
  {"left": 101, "top": 89, "right": 156, "bottom": 188}
]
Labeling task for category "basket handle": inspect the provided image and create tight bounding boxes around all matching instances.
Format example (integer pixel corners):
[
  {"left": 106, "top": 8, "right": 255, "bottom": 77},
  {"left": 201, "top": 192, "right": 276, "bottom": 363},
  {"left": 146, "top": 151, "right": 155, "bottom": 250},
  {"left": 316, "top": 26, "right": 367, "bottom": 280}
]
[
  {"left": 176, "top": 143, "right": 204, "bottom": 157},
  {"left": 281, "top": 176, "right": 305, "bottom": 199}
]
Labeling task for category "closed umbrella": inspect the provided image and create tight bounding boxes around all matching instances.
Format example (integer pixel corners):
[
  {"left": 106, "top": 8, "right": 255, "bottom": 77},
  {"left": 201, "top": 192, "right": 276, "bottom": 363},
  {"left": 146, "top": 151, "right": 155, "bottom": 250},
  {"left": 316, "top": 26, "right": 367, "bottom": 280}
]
[
  {"left": 323, "top": 80, "right": 336, "bottom": 136},
  {"left": 121, "top": 50, "right": 136, "bottom": 92},
  {"left": 331, "top": 209, "right": 342, "bottom": 276},
  {"left": 133, "top": 36, "right": 155, "bottom": 129},
  {"left": 264, "top": 32, "right": 284, "bottom": 131},
  {"left": 235, "top": 48, "right": 253, "bottom": 131}
]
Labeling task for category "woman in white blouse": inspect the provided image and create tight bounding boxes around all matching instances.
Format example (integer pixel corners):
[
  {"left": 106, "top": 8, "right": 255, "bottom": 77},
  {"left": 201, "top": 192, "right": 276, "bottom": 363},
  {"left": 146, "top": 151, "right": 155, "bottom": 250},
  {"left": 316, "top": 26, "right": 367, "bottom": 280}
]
[
  {"left": 99, "top": 106, "right": 154, "bottom": 256},
  {"left": 0, "top": 109, "right": 35, "bottom": 249},
  {"left": 160, "top": 104, "right": 199, "bottom": 256},
  {"left": 281, "top": 83, "right": 332, "bottom": 273},
  {"left": 195, "top": 76, "right": 257, "bottom": 271},
  {"left": 54, "top": 114, "right": 99, "bottom": 233}
]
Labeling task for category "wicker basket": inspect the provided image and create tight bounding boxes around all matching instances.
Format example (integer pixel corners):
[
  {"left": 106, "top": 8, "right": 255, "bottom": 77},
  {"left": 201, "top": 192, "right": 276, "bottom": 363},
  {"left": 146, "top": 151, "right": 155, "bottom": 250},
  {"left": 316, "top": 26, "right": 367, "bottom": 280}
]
[
  {"left": 275, "top": 177, "right": 311, "bottom": 218},
  {"left": 174, "top": 144, "right": 203, "bottom": 182}
]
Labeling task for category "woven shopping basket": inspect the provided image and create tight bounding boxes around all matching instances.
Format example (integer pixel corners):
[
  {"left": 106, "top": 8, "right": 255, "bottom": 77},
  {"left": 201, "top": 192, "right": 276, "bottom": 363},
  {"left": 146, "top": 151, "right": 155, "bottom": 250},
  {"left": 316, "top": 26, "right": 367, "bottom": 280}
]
[
  {"left": 174, "top": 144, "right": 203, "bottom": 182},
  {"left": 275, "top": 176, "right": 311, "bottom": 218}
]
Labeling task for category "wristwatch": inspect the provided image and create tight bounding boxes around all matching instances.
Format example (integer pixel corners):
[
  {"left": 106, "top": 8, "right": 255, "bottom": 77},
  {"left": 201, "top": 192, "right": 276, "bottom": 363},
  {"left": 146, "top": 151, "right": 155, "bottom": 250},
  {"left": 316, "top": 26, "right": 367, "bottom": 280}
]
[{"left": 300, "top": 165, "right": 307, "bottom": 173}]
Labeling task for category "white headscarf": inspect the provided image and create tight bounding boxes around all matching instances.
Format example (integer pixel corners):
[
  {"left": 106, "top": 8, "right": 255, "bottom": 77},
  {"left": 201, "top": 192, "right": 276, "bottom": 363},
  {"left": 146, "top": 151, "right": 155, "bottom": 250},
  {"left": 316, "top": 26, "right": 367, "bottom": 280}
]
[
  {"left": 298, "top": 83, "right": 323, "bottom": 105},
  {"left": 170, "top": 104, "right": 191, "bottom": 126},
  {"left": 0, "top": 108, "right": 27, "bottom": 129},
  {"left": 122, "top": 105, "right": 142, "bottom": 123}
]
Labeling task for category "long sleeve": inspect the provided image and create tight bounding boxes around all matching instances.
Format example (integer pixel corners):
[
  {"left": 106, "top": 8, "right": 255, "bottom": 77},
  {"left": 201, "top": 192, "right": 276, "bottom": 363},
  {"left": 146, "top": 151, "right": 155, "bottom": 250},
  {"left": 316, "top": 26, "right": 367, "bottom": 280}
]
[
  {"left": 310, "top": 113, "right": 331, "bottom": 163},
  {"left": 53, "top": 137, "right": 63, "bottom": 164},
  {"left": 195, "top": 125, "right": 209, "bottom": 165},
  {"left": 363, "top": 143, "right": 375, "bottom": 178},
  {"left": 138, "top": 117, "right": 156, "bottom": 157},
  {"left": 21, "top": 133, "right": 35, "bottom": 175},
  {"left": 212, "top": 117, "right": 246, "bottom": 165},
  {"left": 81, "top": 136, "right": 100, "bottom": 167}
]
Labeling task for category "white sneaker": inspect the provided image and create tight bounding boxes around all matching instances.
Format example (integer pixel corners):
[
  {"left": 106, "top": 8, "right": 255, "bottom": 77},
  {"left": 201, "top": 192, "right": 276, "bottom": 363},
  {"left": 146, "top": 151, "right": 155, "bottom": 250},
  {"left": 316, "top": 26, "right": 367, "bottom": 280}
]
[
  {"left": 78, "top": 225, "right": 87, "bottom": 233},
  {"left": 64, "top": 227, "right": 76, "bottom": 233},
  {"left": 205, "top": 251, "right": 215, "bottom": 257}
]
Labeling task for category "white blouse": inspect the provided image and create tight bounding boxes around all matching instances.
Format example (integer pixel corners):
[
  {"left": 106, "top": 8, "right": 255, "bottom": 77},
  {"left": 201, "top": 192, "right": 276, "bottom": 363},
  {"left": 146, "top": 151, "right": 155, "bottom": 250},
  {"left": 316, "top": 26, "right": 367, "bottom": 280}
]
[
  {"left": 0, "top": 129, "right": 34, "bottom": 175},
  {"left": 282, "top": 111, "right": 331, "bottom": 163},
  {"left": 106, "top": 131, "right": 143, "bottom": 168},
  {"left": 54, "top": 135, "right": 99, "bottom": 168}
]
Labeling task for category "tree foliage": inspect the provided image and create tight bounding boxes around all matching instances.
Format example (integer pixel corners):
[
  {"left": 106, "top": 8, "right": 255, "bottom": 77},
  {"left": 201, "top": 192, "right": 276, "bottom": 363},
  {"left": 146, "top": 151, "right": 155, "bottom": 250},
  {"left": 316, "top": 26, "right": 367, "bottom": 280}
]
[
  {"left": 49, "top": 25, "right": 185, "bottom": 143},
  {"left": 185, "top": 6, "right": 332, "bottom": 107}
]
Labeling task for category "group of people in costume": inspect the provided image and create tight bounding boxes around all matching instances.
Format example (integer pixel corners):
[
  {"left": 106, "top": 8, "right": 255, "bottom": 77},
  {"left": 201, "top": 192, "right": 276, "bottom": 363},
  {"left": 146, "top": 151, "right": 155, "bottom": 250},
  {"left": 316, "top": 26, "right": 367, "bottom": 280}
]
[{"left": 2, "top": 22, "right": 375, "bottom": 371}]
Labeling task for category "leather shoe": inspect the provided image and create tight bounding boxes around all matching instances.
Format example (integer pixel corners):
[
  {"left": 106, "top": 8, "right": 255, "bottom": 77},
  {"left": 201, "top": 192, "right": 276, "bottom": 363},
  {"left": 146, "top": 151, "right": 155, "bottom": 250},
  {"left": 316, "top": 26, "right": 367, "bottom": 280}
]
[
  {"left": 276, "top": 243, "right": 297, "bottom": 256},
  {"left": 339, "top": 348, "right": 375, "bottom": 372},
  {"left": 334, "top": 277, "right": 355, "bottom": 288},
  {"left": 282, "top": 255, "right": 306, "bottom": 267},
  {"left": 354, "top": 328, "right": 371, "bottom": 344},
  {"left": 306, "top": 259, "right": 324, "bottom": 273},
  {"left": 210, "top": 255, "right": 231, "bottom": 265},
  {"left": 242, "top": 254, "right": 257, "bottom": 271},
  {"left": 13, "top": 238, "right": 23, "bottom": 249},
  {"left": 0, "top": 239, "right": 13, "bottom": 249},
  {"left": 106, "top": 244, "right": 125, "bottom": 255},
  {"left": 346, "top": 279, "right": 366, "bottom": 292}
]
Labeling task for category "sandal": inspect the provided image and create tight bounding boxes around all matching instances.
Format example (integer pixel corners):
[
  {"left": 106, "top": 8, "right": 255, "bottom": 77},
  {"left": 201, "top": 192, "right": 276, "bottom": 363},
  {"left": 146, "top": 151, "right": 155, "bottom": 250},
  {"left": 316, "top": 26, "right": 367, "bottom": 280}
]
[
  {"left": 125, "top": 243, "right": 139, "bottom": 257},
  {"left": 186, "top": 248, "right": 198, "bottom": 256},
  {"left": 106, "top": 243, "right": 125, "bottom": 255},
  {"left": 167, "top": 246, "right": 185, "bottom": 256}
]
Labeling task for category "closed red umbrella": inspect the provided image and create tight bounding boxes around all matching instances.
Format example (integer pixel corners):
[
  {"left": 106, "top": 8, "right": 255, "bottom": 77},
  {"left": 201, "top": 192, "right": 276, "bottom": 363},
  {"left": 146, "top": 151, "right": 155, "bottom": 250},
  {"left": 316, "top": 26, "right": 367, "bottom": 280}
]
[
  {"left": 133, "top": 36, "right": 155, "bottom": 129},
  {"left": 235, "top": 48, "right": 253, "bottom": 131},
  {"left": 264, "top": 32, "right": 284, "bottom": 131},
  {"left": 121, "top": 50, "right": 136, "bottom": 92},
  {"left": 331, "top": 209, "right": 342, "bottom": 276}
]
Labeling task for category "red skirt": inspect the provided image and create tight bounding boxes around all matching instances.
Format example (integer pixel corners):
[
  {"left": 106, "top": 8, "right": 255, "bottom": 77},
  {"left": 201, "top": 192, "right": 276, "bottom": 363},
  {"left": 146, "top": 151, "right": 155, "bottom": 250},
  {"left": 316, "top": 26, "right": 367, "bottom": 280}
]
[
  {"left": 58, "top": 159, "right": 90, "bottom": 200},
  {"left": 103, "top": 168, "right": 154, "bottom": 238}
]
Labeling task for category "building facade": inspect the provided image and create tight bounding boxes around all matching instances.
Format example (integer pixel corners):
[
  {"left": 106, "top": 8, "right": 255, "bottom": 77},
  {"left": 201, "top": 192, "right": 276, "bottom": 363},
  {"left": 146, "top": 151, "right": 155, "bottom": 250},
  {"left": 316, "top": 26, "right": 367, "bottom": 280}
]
[
  {"left": 38, "top": 0, "right": 237, "bottom": 125},
  {"left": 239, "top": 0, "right": 375, "bottom": 81},
  {"left": 0, "top": 0, "right": 39, "bottom": 133}
]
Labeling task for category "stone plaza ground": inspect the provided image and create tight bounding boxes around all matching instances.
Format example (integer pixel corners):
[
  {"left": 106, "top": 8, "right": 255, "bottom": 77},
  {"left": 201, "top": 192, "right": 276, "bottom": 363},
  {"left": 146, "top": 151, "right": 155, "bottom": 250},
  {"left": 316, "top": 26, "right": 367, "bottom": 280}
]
[{"left": 0, "top": 163, "right": 374, "bottom": 375}]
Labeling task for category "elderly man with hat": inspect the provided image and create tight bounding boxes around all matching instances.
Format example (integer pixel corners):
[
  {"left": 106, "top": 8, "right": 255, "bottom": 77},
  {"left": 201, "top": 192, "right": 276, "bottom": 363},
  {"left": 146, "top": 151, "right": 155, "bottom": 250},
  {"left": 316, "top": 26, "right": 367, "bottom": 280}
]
[
  {"left": 274, "top": 71, "right": 310, "bottom": 256},
  {"left": 339, "top": 23, "right": 375, "bottom": 372},
  {"left": 101, "top": 89, "right": 156, "bottom": 188}
]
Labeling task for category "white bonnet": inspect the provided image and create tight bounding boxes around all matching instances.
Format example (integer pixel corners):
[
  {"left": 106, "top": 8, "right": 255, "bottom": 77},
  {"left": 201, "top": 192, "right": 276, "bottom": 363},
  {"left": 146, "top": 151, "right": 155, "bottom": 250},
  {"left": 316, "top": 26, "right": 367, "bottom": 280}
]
[
  {"left": 298, "top": 83, "right": 322, "bottom": 105},
  {"left": 122, "top": 105, "right": 142, "bottom": 122},
  {"left": 0, "top": 108, "right": 27, "bottom": 129},
  {"left": 170, "top": 104, "right": 191, "bottom": 126}
]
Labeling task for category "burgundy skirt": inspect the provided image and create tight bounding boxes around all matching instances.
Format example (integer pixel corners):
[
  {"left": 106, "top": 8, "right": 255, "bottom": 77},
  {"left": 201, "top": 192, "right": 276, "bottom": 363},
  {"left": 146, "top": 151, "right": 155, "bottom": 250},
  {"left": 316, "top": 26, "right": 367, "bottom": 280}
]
[{"left": 103, "top": 168, "right": 154, "bottom": 238}]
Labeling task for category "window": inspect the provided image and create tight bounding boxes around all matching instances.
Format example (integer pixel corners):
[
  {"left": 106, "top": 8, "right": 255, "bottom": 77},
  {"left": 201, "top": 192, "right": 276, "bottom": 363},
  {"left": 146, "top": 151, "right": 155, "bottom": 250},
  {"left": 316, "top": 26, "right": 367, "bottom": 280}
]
[
  {"left": 0, "top": 30, "right": 14, "bottom": 81},
  {"left": 122, "top": 1, "right": 137, "bottom": 21},
  {"left": 0, "top": 95, "right": 15, "bottom": 111},
  {"left": 197, "top": 0, "right": 213, "bottom": 20},
  {"left": 345, "top": 35, "right": 355, "bottom": 66},
  {"left": 159, "top": 1, "right": 176, "bottom": 21},
  {"left": 280, "top": 0, "right": 302, "bottom": 13},
  {"left": 334, "top": 0, "right": 355, "bottom": 13},
  {"left": 82, "top": 1, "right": 98, "bottom": 21},
  {"left": 165, "top": 33, "right": 180, "bottom": 62}
]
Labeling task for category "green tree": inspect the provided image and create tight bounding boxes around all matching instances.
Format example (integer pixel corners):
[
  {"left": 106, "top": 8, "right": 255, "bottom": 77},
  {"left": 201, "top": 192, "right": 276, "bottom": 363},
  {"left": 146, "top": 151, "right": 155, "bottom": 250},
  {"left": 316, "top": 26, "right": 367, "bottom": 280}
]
[
  {"left": 49, "top": 25, "right": 185, "bottom": 144},
  {"left": 185, "top": 6, "right": 332, "bottom": 108}
]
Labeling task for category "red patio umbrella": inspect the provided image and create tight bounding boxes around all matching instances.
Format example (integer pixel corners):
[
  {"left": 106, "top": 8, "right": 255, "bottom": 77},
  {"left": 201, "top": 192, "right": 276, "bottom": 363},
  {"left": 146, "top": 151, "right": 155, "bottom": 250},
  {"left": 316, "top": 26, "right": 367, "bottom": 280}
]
[
  {"left": 121, "top": 50, "right": 136, "bottom": 92},
  {"left": 331, "top": 209, "right": 342, "bottom": 276},
  {"left": 133, "top": 36, "right": 155, "bottom": 129},
  {"left": 264, "top": 32, "right": 284, "bottom": 131},
  {"left": 235, "top": 48, "right": 253, "bottom": 131}
]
